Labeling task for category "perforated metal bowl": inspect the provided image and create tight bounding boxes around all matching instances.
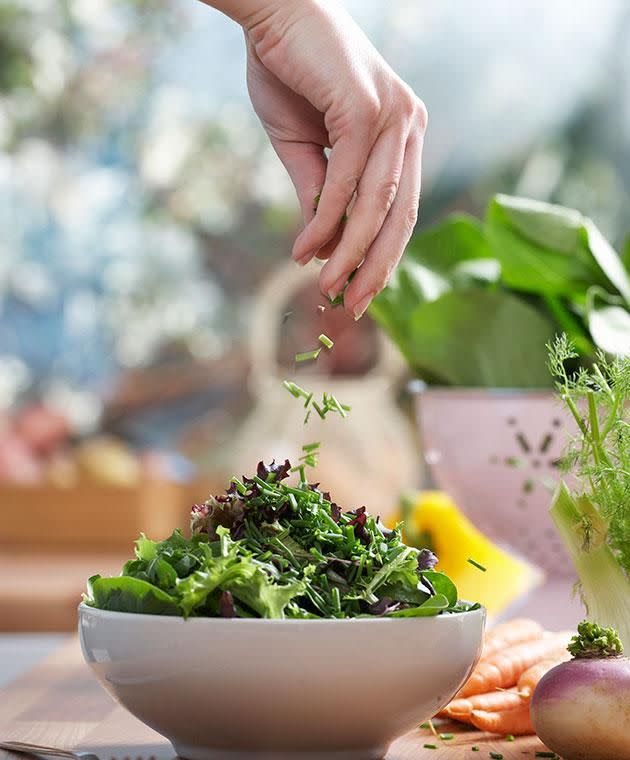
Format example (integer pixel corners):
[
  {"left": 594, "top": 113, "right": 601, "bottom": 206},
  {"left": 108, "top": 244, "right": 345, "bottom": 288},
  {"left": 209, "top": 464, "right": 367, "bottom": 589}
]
[{"left": 412, "top": 385, "right": 577, "bottom": 577}]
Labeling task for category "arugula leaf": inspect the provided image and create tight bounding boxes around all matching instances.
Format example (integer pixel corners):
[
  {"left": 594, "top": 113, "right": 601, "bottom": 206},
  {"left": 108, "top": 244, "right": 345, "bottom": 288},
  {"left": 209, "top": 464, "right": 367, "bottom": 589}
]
[
  {"left": 86, "top": 575, "right": 180, "bottom": 615},
  {"left": 386, "top": 594, "right": 450, "bottom": 618},
  {"left": 421, "top": 571, "right": 458, "bottom": 607}
]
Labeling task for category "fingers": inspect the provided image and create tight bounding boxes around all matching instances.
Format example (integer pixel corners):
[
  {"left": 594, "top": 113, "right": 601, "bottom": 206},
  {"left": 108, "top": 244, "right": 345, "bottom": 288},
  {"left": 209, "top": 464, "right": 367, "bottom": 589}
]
[
  {"left": 270, "top": 137, "right": 327, "bottom": 225},
  {"left": 318, "top": 124, "right": 407, "bottom": 299},
  {"left": 343, "top": 128, "right": 424, "bottom": 320},
  {"left": 292, "top": 129, "right": 373, "bottom": 263}
]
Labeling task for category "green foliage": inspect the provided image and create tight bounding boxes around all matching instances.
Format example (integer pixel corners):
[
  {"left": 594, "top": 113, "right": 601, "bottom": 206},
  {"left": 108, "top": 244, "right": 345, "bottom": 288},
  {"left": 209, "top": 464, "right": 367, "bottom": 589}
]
[
  {"left": 371, "top": 195, "right": 630, "bottom": 387},
  {"left": 568, "top": 620, "right": 623, "bottom": 659},
  {"left": 85, "top": 461, "right": 477, "bottom": 619}
]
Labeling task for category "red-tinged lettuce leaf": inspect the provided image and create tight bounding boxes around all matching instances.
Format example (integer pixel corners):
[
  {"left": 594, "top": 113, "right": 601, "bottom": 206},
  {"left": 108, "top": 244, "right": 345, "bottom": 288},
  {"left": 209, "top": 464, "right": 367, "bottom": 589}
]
[{"left": 86, "top": 575, "right": 180, "bottom": 616}]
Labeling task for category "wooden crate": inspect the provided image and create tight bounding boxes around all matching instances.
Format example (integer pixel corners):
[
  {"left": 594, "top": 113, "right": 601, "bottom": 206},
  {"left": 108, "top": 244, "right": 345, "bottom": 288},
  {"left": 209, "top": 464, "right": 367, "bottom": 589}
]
[{"left": 0, "top": 478, "right": 217, "bottom": 550}]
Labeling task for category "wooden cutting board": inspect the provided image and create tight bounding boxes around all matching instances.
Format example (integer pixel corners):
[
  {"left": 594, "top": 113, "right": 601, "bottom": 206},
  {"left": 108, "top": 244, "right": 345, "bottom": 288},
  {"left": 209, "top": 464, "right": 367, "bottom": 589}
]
[{"left": 0, "top": 640, "right": 554, "bottom": 759}]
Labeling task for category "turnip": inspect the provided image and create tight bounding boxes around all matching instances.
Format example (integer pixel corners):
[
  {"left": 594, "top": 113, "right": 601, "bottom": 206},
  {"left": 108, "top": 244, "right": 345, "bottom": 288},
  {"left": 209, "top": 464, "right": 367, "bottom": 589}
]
[{"left": 531, "top": 621, "right": 630, "bottom": 760}]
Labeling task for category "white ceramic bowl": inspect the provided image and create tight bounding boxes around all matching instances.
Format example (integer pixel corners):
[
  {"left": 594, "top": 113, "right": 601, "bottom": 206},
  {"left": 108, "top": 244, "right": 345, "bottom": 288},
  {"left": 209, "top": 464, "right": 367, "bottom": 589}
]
[{"left": 79, "top": 603, "right": 485, "bottom": 760}]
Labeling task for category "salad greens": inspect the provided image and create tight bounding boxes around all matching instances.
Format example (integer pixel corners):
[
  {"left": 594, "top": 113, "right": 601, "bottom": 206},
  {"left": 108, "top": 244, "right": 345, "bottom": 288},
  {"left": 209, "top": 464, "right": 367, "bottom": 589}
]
[
  {"left": 85, "top": 450, "right": 477, "bottom": 619},
  {"left": 548, "top": 336, "right": 630, "bottom": 650},
  {"left": 370, "top": 194, "right": 630, "bottom": 387}
]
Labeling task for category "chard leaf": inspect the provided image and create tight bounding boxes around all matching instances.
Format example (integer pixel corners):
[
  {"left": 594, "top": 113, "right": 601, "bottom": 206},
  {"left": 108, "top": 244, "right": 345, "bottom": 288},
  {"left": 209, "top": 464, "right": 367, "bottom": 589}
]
[
  {"left": 86, "top": 575, "right": 180, "bottom": 615},
  {"left": 586, "top": 289, "right": 630, "bottom": 356},
  {"left": 485, "top": 196, "right": 603, "bottom": 296},
  {"left": 406, "top": 288, "right": 556, "bottom": 387}
]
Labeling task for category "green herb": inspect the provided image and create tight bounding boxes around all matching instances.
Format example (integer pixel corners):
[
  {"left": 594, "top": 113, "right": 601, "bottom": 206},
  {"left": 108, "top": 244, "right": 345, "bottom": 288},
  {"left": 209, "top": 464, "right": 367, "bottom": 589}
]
[
  {"left": 567, "top": 620, "right": 623, "bottom": 659},
  {"left": 471, "top": 748, "right": 479, "bottom": 753},
  {"left": 467, "top": 558, "right": 487, "bottom": 572},
  {"left": 284, "top": 380, "right": 352, "bottom": 426},
  {"left": 295, "top": 348, "right": 321, "bottom": 363},
  {"left": 318, "top": 333, "right": 334, "bottom": 349},
  {"left": 489, "top": 753, "right": 504, "bottom": 760},
  {"left": 419, "top": 723, "right": 430, "bottom": 730},
  {"left": 439, "top": 733, "right": 454, "bottom": 740},
  {"left": 548, "top": 336, "right": 630, "bottom": 650},
  {"left": 505, "top": 735, "right": 515, "bottom": 742},
  {"left": 423, "top": 745, "right": 437, "bottom": 750},
  {"left": 370, "top": 196, "right": 630, "bottom": 388},
  {"left": 85, "top": 458, "right": 477, "bottom": 620}
]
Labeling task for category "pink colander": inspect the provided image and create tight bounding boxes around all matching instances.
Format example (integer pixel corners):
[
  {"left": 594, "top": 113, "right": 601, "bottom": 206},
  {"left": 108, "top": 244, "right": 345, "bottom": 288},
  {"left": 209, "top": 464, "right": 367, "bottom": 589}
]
[{"left": 412, "top": 385, "right": 578, "bottom": 577}]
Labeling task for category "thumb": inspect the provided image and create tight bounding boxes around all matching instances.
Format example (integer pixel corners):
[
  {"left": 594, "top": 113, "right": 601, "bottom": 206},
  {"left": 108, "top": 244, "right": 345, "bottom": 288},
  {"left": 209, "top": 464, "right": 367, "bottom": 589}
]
[{"left": 270, "top": 137, "right": 327, "bottom": 228}]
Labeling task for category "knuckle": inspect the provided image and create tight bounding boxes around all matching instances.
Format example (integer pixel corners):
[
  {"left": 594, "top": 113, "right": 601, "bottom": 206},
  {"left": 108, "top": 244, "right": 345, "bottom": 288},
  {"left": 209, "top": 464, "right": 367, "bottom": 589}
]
[
  {"left": 403, "top": 203, "right": 419, "bottom": 235},
  {"left": 414, "top": 98, "right": 429, "bottom": 132},
  {"left": 359, "top": 91, "right": 381, "bottom": 123},
  {"left": 376, "top": 179, "right": 399, "bottom": 213}
]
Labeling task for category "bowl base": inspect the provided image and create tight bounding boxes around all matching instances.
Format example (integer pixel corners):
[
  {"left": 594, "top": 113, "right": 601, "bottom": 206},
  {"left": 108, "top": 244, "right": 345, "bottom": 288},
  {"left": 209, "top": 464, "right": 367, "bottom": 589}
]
[{"left": 173, "top": 744, "right": 387, "bottom": 760}]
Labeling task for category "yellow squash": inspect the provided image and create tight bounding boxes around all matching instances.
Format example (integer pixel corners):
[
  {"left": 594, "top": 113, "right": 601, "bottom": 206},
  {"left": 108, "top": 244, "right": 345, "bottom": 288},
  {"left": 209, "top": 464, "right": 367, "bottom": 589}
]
[{"left": 392, "top": 491, "right": 544, "bottom": 619}]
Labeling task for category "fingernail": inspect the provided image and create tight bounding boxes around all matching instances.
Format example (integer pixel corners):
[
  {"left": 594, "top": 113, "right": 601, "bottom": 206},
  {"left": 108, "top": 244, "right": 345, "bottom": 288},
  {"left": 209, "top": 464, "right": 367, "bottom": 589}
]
[
  {"left": 352, "top": 292, "right": 375, "bottom": 321},
  {"left": 326, "top": 273, "right": 349, "bottom": 301}
]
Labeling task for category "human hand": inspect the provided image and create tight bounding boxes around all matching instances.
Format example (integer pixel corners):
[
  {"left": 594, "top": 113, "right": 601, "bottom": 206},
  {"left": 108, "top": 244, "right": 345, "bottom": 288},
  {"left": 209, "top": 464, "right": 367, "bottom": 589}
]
[{"left": 240, "top": 0, "right": 428, "bottom": 319}]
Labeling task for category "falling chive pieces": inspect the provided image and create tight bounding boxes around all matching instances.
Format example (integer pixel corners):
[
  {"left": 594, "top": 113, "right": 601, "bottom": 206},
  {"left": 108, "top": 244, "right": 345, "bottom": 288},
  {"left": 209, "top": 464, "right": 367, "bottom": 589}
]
[
  {"left": 419, "top": 723, "right": 431, "bottom": 730},
  {"left": 423, "top": 745, "right": 437, "bottom": 750},
  {"left": 318, "top": 333, "right": 334, "bottom": 349},
  {"left": 490, "top": 754, "right": 504, "bottom": 760},
  {"left": 471, "top": 749, "right": 479, "bottom": 753},
  {"left": 505, "top": 735, "right": 515, "bottom": 742},
  {"left": 295, "top": 348, "right": 321, "bottom": 363},
  {"left": 439, "top": 733, "right": 454, "bottom": 740},
  {"left": 467, "top": 558, "right": 487, "bottom": 572}
]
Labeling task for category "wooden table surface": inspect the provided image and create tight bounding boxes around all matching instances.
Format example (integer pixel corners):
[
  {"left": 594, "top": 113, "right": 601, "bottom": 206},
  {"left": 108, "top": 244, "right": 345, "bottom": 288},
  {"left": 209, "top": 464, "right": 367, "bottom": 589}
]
[{"left": 0, "top": 640, "right": 555, "bottom": 759}]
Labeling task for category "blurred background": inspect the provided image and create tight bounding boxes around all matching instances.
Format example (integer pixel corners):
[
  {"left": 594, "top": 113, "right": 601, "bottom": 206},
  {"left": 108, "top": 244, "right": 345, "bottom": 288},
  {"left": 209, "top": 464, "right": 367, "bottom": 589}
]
[{"left": 0, "top": 0, "right": 629, "bottom": 650}]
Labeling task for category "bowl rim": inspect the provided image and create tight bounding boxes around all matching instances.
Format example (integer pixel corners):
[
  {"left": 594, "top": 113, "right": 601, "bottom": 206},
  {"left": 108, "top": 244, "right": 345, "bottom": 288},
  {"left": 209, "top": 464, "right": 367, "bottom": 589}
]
[{"left": 78, "top": 601, "right": 485, "bottom": 625}]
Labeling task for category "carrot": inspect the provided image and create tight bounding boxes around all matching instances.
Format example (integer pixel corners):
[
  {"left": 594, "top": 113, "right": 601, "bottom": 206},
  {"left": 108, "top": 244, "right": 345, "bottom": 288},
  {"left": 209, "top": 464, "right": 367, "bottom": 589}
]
[
  {"left": 456, "top": 631, "right": 572, "bottom": 698},
  {"left": 481, "top": 618, "right": 544, "bottom": 659},
  {"left": 517, "top": 654, "right": 571, "bottom": 697},
  {"left": 470, "top": 704, "right": 534, "bottom": 735},
  {"left": 444, "top": 687, "right": 524, "bottom": 721}
]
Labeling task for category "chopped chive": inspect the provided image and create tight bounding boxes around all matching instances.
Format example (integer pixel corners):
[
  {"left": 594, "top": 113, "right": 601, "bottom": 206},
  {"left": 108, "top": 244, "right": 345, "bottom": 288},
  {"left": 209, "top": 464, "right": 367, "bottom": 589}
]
[
  {"left": 303, "top": 409, "right": 312, "bottom": 425},
  {"left": 467, "top": 558, "right": 487, "bottom": 572},
  {"left": 283, "top": 380, "right": 300, "bottom": 398},
  {"left": 328, "top": 394, "right": 347, "bottom": 417},
  {"left": 230, "top": 477, "right": 247, "bottom": 495},
  {"left": 472, "top": 749, "right": 479, "bottom": 753},
  {"left": 439, "top": 733, "right": 454, "bottom": 740},
  {"left": 303, "top": 391, "right": 313, "bottom": 408},
  {"left": 302, "top": 442, "right": 320, "bottom": 453},
  {"left": 490, "top": 754, "right": 504, "bottom": 760},
  {"left": 312, "top": 402, "right": 326, "bottom": 419},
  {"left": 505, "top": 735, "right": 515, "bottom": 742},
  {"left": 318, "top": 333, "right": 334, "bottom": 349},
  {"left": 423, "top": 745, "right": 437, "bottom": 751},
  {"left": 331, "top": 586, "right": 341, "bottom": 613},
  {"left": 535, "top": 754, "right": 558, "bottom": 758},
  {"left": 295, "top": 348, "right": 321, "bottom": 363},
  {"left": 419, "top": 722, "right": 430, "bottom": 730}
]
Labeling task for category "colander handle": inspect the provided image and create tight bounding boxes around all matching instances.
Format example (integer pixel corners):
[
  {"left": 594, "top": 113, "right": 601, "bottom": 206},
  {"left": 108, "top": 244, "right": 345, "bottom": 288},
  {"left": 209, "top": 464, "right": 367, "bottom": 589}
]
[{"left": 247, "top": 261, "right": 403, "bottom": 392}]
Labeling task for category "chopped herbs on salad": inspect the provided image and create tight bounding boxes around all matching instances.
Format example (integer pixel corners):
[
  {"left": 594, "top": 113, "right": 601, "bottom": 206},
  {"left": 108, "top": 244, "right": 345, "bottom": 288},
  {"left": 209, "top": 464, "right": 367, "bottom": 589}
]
[{"left": 85, "top": 454, "right": 479, "bottom": 620}]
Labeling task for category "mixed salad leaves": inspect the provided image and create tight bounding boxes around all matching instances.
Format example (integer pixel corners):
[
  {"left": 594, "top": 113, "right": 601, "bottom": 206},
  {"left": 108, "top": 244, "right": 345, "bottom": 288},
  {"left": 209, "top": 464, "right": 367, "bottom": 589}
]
[{"left": 86, "top": 449, "right": 478, "bottom": 619}]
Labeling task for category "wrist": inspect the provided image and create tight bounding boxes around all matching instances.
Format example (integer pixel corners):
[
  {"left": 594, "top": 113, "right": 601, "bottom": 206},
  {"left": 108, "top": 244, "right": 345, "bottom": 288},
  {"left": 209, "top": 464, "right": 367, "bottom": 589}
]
[{"left": 203, "top": 0, "right": 310, "bottom": 30}]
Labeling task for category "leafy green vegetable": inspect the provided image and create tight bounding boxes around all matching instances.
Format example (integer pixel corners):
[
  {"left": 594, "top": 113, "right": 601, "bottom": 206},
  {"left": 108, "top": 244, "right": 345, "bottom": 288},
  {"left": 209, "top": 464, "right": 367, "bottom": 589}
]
[
  {"left": 85, "top": 459, "right": 478, "bottom": 620},
  {"left": 87, "top": 575, "right": 180, "bottom": 615},
  {"left": 547, "top": 336, "right": 630, "bottom": 649},
  {"left": 567, "top": 620, "right": 623, "bottom": 659},
  {"left": 371, "top": 194, "right": 630, "bottom": 387}
]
